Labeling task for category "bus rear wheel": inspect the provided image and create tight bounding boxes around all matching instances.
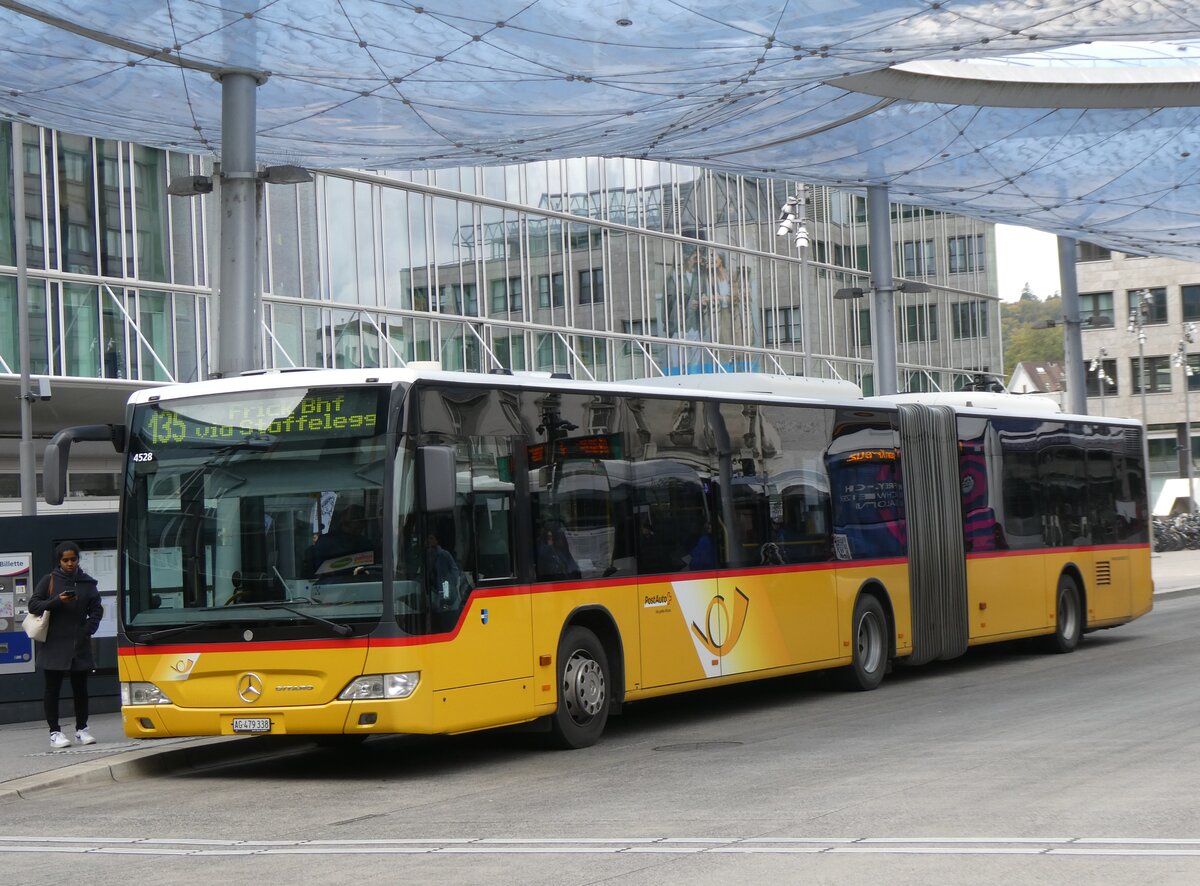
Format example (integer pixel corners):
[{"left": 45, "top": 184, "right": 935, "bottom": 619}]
[
  {"left": 547, "top": 626, "right": 610, "bottom": 750},
  {"left": 1046, "top": 574, "right": 1083, "bottom": 654},
  {"left": 838, "top": 594, "right": 888, "bottom": 691}
]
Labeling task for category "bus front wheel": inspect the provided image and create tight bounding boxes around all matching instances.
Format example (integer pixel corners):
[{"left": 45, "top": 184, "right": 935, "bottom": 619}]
[
  {"left": 1046, "top": 574, "right": 1083, "bottom": 654},
  {"left": 839, "top": 594, "right": 888, "bottom": 691},
  {"left": 547, "top": 626, "right": 610, "bottom": 750}
]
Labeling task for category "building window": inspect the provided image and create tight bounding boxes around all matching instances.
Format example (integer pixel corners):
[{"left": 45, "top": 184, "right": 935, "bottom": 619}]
[
  {"left": 460, "top": 283, "right": 478, "bottom": 316},
  {"left": 947, "top": 234, "right": 986, "bottom": 273},
  {"left": 1085, "top": 359, "right": 1118, "bottom": 396},
  {"left": 621, "top": 318, "right": 659, "bottom": 355},
  {"left": 1077, "top": 241, "right": 1112, "bottom": 262},
  {"left": 951, "top": 302, "right": 988, "bottom": 339},
  {"left": 1130, "top": 355, "right": 1171, "bottom": 394},
  {"left": 1188, "top": 354, "right": 1200, "bottom": 392},
  {"left": 907, "top": 371, "right": 942, "bottom": 392},
  {"left": 857, "top": 307, "right": 871, "bottom": 347},
  {"left": 537, "top": 272, "right": 565, "bottom": 308},
  {"left": 1129, "top": 287, "right": 1167, "bottom": 325},
  {"left": 535, "top": 332, "right": 568, "bottom": 372},
  {"left": 493, "top": 334, "right": 527, "bottom": 372},
  {"left": 577, "top": 335, "right": 607, "bottom": 374},
  {"left": 902, "top": 239, "right": 935, "bottom": 276},
  {"left": 1183, "top": 285, "right": 1200, "bottom": 322},
  {"left": 1079, "top": 291, "right": 1114, "bottom": 327},
  {"left": 490, "top": 276, "right": 522, "bottom": 313},
  {"left": 905, "top": 304, "right": 938, "bottom": 342},
  {"left": 579, "top": 268, "right": 603, "bottom": 304},
  {"left": 764, "top": 307, "right": 801, "bottom": 345},
  {"left": 60, "top": 149, "right": 89, "bottom": 183}
]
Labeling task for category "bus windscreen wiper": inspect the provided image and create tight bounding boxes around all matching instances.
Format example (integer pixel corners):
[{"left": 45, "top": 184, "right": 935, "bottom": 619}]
[
  {"left": 223, "top": 601, "right": 354, "bottom": 637},
  {"left": 136, "top": 622, "right": 214, "bottom": 644}
]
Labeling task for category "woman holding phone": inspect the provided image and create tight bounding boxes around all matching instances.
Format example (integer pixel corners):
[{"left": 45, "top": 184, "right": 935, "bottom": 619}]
[{"left": 28, "top": 541, "right": 103, "bottom": 749}]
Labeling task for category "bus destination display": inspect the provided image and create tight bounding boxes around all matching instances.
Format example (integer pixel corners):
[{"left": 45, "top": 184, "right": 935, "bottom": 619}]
[
  {"left": 138, "top": 389, "right": 383, "bottom": 446},
  {"left": 527, "top": 433, "right": 624, "bottom": 467}
]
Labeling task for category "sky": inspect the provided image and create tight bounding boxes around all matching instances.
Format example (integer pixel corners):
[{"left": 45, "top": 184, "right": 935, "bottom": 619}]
[{"left": 995, "top": 224, "right": 1062, "bottom": 302}]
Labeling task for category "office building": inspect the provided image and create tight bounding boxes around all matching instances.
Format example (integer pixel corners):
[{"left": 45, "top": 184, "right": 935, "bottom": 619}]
[{"left": 0, "top": 124, "right": 1002, "bottom": 514}]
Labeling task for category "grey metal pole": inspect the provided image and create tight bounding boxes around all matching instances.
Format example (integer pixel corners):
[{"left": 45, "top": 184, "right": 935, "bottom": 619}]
[
  {"left": 1184, "top": 368, "right": 1195, "bottom": 514},
  {"left": 1058, "top": 236, "right": 1086, "bottom": 415},
  {"left": 215, "top": 69, "right": 264, "bottom": 377},
  {"left": 14, "top": 121, "right": 36, "bottom": 515},
  {"left": 1139, "top": 335, "right": 1147, "bottom": 427},
  {"left": 1134, "top": 300, "right": 1148, "bottom": 429},
  {"left": 1180, "top": 331, "right": 1196, "bottom": 514},
  {"left": 866, "top": 184, "right": 898, "bottom": 395},
  {"left": 796, "top": 185, "right": 813, "bottom": 377}
]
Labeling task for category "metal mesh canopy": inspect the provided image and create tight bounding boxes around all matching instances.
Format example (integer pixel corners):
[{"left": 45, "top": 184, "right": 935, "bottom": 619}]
[{"left": 3, "top": 1, "right": 1200, "bottom": 257}]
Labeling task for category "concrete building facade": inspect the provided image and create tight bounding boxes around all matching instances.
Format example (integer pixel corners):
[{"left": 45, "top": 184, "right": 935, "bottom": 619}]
[{"left": 1077, "top": 245, "right": 1200, "bottom": 501}]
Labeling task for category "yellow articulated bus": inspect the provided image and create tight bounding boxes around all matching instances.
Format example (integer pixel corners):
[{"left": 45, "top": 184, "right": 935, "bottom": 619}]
[{"left": 44, "top": 368, "right": 1153, "bottom": 749}]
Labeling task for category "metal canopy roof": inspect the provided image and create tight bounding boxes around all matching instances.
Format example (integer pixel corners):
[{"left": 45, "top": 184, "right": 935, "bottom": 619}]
[{"left": 3, "top": 1, "right": 1200, "bottom": 258}]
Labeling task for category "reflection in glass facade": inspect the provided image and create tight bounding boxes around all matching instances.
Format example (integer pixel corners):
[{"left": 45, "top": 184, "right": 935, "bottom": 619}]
[{"left": 2, "top": 124, "right": 1001, "bottom": 400}]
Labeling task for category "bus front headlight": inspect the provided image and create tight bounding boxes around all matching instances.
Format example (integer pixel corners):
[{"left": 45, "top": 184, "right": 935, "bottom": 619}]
[
  {"left": 121, "top": 682, "right": 172, "bottom": 706},
  {"left": 338, "top": 672, "right": 420, "bottom": 700}
]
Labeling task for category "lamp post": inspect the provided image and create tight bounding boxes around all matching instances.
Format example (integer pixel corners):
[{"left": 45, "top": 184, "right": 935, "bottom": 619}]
[
  {"left": 1128, "top": 289, "right": 1152, "bottom": 429},
  {"left": 1090, "top": 348, "right": 1109, "bottom": 416},
  {"left": 776, "top": 186, "right": 811, "bottom": 376},
  {"left": 1175, "top": 324, "right": 1197, "bottom": 514}
]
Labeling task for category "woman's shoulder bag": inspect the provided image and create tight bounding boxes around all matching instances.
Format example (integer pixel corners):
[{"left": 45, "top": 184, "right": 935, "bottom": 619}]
[{"left": 22, "top": 576, "right": 51, "bottom": 642}]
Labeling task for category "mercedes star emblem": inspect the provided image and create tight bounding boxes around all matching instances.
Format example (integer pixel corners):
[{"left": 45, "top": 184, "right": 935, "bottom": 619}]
[{"left": 237, "top": 672, "right": 264, "bottom": 704}]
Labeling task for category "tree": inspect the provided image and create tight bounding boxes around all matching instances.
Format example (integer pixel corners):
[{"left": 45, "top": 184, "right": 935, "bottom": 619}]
[{"left": 1002, "top": 289, "right": 1063, "bottom": 372}]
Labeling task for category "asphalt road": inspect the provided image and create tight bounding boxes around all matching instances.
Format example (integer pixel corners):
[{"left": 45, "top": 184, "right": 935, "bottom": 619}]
[{"left": 4, "top": 594, "right": 1200, "bottom": 885}]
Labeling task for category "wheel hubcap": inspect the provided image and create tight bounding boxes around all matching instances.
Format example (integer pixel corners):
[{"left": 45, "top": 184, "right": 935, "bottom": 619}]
[
  {"left": 562, "top": 651, "right": 605, "bottom": 724},
  {"left": 857, "top": 611, "right": 883, "bottom": 673},
  {"left": 1060, "top": 590, "right": 1078, "bottom": 637}
]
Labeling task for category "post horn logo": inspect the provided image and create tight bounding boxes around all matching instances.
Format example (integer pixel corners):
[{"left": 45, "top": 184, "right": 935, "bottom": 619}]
[
  {"left": 237, "top": 673, "right": 264, "bottom": 704},
  {"left": 690, "top": 588, "right": 750, "bottom": 657}
]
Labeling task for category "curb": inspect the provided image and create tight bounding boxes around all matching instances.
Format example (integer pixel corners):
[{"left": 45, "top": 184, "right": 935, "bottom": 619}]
[
  {"left": 0, "top": 734, "right": 312, "bottom": 800},
  {"left": 1154, "top": 586, "right": 1200, "bottom": 601}
]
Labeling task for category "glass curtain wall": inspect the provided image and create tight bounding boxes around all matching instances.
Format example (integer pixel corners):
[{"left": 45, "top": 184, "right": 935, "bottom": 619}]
[
  {"left": 2, "top": 124, "right": 1000, "bottom": 393},
  {"left": 1, "top": 123, "right": 209, "bottom": 384},
  {"left": 304, "top": 163, "right": 999, "bottom": 389}
]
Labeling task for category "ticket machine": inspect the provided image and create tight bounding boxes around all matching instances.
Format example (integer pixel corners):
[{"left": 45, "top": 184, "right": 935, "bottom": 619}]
[{"left": 0, "top": 553, "right": 36, "bottom": 675}]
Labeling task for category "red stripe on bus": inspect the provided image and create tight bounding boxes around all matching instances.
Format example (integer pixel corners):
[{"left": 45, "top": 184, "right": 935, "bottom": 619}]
[{"left": 966, "top": 542, "right": 1150, "bottom": 561}]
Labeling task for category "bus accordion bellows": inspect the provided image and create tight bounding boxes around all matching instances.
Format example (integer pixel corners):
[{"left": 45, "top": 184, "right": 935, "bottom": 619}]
[{"left": 44, "top": 368, "right": 1152, "bottom": 749}]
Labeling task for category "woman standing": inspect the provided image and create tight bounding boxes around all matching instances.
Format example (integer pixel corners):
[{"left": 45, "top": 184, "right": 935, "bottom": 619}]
[{"left": 28, "top": 542, "right": 103, "bottom": 749}]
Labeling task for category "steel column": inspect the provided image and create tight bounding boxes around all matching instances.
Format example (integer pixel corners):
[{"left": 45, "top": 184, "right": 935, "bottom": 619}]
[
  {"left": 14, "top": 121, "right": 35, "bottom": 515},
  {"left": 867, "top": 185, "right": 897, "bottom": 395},
  {"left": 1058, "top": 236, "right": 1086, "bottom": 414},
  {"left": 215, "top": 70, "right": 263, "bottom": 376}
]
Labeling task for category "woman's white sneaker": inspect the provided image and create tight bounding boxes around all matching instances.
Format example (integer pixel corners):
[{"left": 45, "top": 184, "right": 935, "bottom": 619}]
[
  {"left": 75, "top": 727, "right": 96, "bottom": 746},
  {"left": 50, "top": 731, "right": 71, "bottom": 748}
]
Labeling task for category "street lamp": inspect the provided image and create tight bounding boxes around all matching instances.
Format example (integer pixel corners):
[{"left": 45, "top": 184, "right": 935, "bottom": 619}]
[
  {"left": 1089, "top": 347, "right": 1111, "bottom": 416},
  {"left": 1174, "top": 323, "right": 1197, "bottom": 514},
  {"left": 1128, "top": 289, "right": 1153, "bottom": 429},
  {"left": 834, "top": 280, "right": 931, "bottom": 299},
  {"left": 776, "top": 186, "right": 812, "bottom": 374}
]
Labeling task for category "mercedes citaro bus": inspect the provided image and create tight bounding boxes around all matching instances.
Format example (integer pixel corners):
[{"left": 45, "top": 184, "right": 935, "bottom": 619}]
[{"left": 44, "top": 367, "right": 1152, "bottom": 748}]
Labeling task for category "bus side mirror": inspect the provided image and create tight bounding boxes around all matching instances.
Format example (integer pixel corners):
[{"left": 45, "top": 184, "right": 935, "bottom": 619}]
[
  {"left": 418, "top": 445, "right": 456, "bottom": 513},
  {"left": 43, "top": 424, "right": 124, "bottom": 506}
]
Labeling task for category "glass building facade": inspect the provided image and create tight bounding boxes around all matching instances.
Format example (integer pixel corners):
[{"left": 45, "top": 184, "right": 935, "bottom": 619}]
[{"left": 1, "top": 124, "right": 1002, "bottom": 505}]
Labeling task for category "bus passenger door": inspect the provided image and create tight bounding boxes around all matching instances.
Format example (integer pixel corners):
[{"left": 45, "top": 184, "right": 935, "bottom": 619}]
[{"left": 412, "top": 389, "right": 533, "bottom": 700}]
